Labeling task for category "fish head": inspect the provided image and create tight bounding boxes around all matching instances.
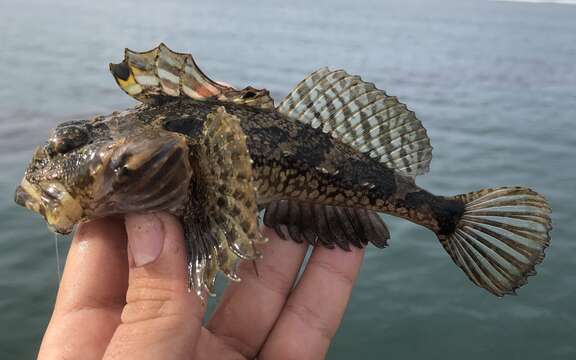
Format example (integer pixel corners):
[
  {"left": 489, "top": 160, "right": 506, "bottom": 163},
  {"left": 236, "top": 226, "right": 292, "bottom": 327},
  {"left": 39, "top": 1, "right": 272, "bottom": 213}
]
[{"left": 15, "top": 114, "right": 191, "bottom": 234}]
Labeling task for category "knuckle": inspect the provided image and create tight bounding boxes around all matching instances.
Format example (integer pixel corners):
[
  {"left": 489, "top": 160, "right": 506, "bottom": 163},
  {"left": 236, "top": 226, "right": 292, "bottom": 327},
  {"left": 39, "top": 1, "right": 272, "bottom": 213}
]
[
  {"left": 284, "top": 302, "right": 336, "bottom": 340},
  {"left": 239, "top": 259, "right": 294, "bottom": 296},
  {"left": 121, "top": 277, "right": 200, "bottom": 326},
  {"left": 308, "top": 259, "right": 355, "bottom": 287}
]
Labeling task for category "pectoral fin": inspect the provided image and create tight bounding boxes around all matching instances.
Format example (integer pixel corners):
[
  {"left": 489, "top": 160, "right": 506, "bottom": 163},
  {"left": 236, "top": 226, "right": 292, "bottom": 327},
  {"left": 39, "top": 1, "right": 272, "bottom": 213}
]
[{"left": 184, "top": 107, "right": 266, "bottom": 299}]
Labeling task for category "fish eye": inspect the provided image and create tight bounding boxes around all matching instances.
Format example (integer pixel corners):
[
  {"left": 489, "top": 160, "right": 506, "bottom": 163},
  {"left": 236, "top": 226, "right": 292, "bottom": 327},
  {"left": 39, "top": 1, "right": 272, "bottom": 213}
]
[
  {"left": 242, "top": 91, "right": 257, "bottom": 99},
  {"left": 47, "top": 126, "right": 89, "bottom": 156}
]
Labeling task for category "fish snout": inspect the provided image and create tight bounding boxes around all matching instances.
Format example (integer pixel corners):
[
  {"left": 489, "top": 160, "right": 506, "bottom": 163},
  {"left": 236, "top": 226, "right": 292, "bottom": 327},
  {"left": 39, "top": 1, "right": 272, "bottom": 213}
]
[
  {"left": 14, "top": 178, "right": 83, "bottom": 234},
  {"left": 15, "top": 184, "right": 34, "bottom": 209}
]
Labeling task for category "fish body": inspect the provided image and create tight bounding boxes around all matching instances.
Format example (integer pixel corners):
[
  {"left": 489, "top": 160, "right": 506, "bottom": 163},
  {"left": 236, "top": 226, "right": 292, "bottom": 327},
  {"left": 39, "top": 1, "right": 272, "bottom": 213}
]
[
  {"left": 138, "top": 99, "right": 460, "bottom": 233},
  {"left": 15, "top": 44, "right": 551, "bottom": 299}
]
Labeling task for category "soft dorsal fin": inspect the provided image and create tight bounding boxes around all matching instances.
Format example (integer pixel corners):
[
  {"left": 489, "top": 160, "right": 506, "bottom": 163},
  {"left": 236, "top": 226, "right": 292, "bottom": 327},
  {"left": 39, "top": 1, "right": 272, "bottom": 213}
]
[
  {"left": 277, "top": 68, "right": 433, "bottom": 177},
  {"left": 109, "top": 43, "right": 274, "bottom": 109}
]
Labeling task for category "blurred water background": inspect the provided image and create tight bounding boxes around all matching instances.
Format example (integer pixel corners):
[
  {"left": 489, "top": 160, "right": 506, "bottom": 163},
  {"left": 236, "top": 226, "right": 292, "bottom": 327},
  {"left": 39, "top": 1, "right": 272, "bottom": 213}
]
[{"left": 0, "top": 0, "right": 575, "bottom": 358}]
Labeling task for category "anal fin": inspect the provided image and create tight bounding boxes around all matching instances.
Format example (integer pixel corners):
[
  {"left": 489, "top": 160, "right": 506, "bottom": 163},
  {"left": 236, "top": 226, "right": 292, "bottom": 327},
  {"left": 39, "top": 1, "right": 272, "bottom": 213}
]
[{"left": 263, "top": 200, "right": 389, "bottom": 250}]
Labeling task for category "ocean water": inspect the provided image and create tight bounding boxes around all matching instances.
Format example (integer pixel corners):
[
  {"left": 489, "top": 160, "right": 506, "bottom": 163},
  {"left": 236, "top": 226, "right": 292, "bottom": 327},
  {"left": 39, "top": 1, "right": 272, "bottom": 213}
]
[{"left": 0, "top": 0, "right": 574, "bottom": 358}]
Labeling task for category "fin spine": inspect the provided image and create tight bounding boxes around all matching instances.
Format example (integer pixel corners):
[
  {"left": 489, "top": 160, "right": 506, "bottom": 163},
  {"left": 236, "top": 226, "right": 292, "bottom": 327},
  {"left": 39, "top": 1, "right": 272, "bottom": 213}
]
[{"left": 110, "top": 43, "right": 274, "bottom": 109}]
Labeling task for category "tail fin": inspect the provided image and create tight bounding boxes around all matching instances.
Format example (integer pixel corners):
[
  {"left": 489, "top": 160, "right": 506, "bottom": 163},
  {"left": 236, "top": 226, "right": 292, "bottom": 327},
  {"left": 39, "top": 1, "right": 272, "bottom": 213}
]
[{"left": 440, "top": 186, "right": 551, "bottom": 296}]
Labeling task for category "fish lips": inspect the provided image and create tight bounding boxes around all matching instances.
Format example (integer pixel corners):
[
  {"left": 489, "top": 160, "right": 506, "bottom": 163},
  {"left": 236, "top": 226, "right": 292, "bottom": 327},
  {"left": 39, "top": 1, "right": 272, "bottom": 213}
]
[{"left": 14, "top": 179, "right": 82, "bottom": 234}]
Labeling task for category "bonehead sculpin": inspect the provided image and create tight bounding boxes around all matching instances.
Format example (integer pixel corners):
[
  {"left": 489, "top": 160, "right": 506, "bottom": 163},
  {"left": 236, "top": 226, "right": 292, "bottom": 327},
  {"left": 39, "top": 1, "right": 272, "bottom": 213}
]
[{"left": 15, "top": 44, "right": 551, "bottom": 299}]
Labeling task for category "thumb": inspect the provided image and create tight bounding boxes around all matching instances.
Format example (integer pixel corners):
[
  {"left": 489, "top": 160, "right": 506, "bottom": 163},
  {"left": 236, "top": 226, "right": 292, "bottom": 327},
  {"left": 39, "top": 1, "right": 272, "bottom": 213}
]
[{"left": 104, "top": 212, "right": 205, "bottom": 360}]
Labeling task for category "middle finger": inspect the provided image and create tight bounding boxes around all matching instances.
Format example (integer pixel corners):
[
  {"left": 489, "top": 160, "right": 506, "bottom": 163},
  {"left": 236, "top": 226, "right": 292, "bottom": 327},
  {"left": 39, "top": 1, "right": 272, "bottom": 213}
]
[{"left": 206, "top": 226, "right": 308, "bottom": 358}]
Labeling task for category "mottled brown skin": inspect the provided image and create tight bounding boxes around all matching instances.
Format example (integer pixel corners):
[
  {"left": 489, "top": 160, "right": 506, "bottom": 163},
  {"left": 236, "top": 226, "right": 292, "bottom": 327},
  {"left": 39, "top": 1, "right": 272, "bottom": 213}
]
[
  {"left": 133, "top": 98, "right": 465, "bottom": 237},
  {"left": 18, "top": 96, "right": 464, "bottom": 242}
]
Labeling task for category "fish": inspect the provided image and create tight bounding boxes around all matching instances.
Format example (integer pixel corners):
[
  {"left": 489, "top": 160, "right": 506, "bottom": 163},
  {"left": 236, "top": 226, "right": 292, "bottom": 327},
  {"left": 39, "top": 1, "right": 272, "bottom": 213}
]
[{"left": 14, "top": 44, "right": 552, "bottom": 299}]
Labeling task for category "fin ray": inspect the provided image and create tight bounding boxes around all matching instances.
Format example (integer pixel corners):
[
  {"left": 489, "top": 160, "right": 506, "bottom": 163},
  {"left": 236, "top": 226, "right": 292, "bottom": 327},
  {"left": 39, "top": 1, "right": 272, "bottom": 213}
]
[
  {"left": 457, "top": 235, "right": 510, "bottom": 294},
  {"left": 456, "top": 229, "right": 523, "bottom": 283}
]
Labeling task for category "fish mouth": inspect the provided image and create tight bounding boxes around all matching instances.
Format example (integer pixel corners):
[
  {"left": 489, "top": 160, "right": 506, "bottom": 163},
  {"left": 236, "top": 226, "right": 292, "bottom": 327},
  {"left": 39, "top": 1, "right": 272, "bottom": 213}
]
[{"left": 15, "top": 178, "right": 83, "bottom": 234}]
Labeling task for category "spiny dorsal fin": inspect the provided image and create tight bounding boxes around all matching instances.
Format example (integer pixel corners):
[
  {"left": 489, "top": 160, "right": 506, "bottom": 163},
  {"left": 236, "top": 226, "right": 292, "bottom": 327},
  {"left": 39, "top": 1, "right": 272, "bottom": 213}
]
[
  {"left": 109, "top": 43, "right": 274, "bottom": 109},
  {"left": 277, "top": 68, "right": 433, "bottom": 177}
]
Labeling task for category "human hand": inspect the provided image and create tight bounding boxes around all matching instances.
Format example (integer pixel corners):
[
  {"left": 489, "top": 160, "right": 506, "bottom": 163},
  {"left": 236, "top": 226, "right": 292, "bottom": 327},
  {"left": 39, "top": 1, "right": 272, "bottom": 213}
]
[{"left": 38, "top": 212, "right": 365, "bottom": 360}]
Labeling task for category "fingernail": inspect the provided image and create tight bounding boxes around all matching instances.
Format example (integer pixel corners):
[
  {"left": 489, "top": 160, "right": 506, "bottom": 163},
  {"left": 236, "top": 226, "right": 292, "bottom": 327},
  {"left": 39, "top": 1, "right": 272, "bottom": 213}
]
[{"left": 126, "top": 213, "right": 165, "bottom": 267}]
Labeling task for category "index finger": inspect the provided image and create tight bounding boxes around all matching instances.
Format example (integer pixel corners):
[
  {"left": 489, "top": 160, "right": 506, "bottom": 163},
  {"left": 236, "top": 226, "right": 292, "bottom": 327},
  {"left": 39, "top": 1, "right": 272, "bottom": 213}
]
[{"left": 39, "top": 217, "right": 128, "bottom": 359}]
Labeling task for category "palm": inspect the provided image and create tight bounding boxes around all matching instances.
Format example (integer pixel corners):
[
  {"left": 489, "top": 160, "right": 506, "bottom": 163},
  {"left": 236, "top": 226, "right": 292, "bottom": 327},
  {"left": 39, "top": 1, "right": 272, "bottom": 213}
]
[{"left": 38, "top": 215, "right": 364, "bottom": 359}]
